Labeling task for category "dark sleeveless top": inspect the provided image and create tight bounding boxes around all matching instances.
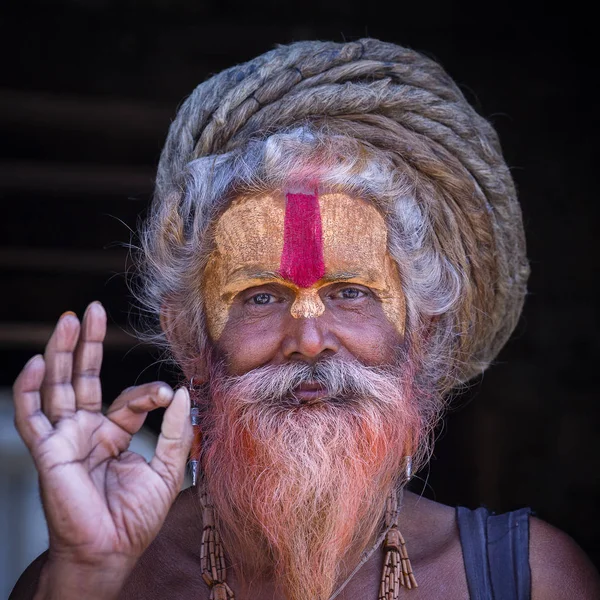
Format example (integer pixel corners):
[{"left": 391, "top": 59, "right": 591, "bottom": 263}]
[{"left": 456, "top": 506, "right": 532, "bottom": 600}]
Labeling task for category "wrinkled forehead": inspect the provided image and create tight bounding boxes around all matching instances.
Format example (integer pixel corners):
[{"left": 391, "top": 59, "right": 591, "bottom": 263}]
[{"left": 212, "top": 192, "right": 389, "bottom": 273}]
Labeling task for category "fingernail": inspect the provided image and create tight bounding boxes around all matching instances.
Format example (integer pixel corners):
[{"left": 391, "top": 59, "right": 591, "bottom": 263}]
[
  {"left": 157, "top": 386, "right": 173, "bottom": 401},
  {"left": 25, "top": 354, "right": 42, "bottom": 367},
  {"left": 60, "top": 311, "right": 77, "bottom": 320},
  {"left": 84, "top": 301, "right": 103, "bottom": 317}
]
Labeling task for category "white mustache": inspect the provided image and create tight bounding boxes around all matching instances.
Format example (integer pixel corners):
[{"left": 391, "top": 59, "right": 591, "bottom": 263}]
[{"left": 218, "top": 357, "right": 405, "bottom": 409}]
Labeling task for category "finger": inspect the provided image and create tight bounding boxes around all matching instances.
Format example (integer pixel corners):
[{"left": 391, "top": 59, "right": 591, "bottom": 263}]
[
  {"left": 106, "top": 382, "right": 175, "bottom": 436},
  {"left": 150, "top": 387, "right": 193, "bottom": 494},
  {"left": 42, "top": 312, "right": 80, "bottom": 425},
  {"left": 72, "top": 302, "right": 106, "bottom": 412},
  {"left": 13, "top": 355, "right": 53, "bottom": 451}
]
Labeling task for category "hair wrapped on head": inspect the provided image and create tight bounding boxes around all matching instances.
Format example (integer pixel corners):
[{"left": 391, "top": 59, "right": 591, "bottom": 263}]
[{"left": 140, "top": 38, "right": 529, "bottom": 395}]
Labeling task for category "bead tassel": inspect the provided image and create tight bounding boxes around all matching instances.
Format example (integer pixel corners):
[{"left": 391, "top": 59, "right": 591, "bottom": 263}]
[
  {"left": 378, "top": 490, "right": 418, "bottom": 599},
  {"left": 200, "top": 488, "right": 235, "bottom": 599}
]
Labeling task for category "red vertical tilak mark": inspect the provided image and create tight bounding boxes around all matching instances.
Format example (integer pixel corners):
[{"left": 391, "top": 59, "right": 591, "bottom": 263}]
[{"left": 280, "top": 192, "right": 325, "bottom": 288}]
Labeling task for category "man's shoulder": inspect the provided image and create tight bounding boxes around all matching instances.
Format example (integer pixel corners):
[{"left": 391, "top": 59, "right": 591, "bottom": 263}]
[
  {"left": 120, "top": 486, "right": 207, "bottom": 599},
  {"left": 400, "top": 493, "right": 600, "bottom": 599},
  {"left": 530, "top": 516, "right": 600, "bottom": 600},
  {"left": 156, "top": 486, "right": 203, "bottom": 541},
  {"left": 396, "top": 492, "right": 470, "bottom": 596},
  {"left": 400, "top": 491, "right": 459, "bottom": 555}
]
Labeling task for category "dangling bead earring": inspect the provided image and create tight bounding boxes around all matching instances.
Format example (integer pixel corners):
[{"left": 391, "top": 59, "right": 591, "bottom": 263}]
[
  {"left": 200, "top": 486, "right": 235, "bottom": 599},
  {"left": 188, "top": 376, "right": 201, "bottom": 487},
  {"left": 379, "top": 489, "right": 418, "bottom": 598}
]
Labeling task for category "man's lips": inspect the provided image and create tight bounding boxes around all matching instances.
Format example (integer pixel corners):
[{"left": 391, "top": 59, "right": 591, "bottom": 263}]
[{"left": 293, "top": 381, "right": 328, "bottom": 403}]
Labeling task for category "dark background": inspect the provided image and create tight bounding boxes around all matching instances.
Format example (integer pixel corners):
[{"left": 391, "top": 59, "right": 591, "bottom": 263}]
[{"left": 1, "top": 0, "right": 598, "bottom": 569}]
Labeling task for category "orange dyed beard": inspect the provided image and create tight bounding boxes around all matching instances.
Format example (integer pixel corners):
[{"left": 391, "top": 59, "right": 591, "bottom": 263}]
[
  {"left": 202, "top": 192, "right": 406, "bottom": 340},
  {"left": 198, "top": 357, "right": 419, "bottom": 600}
]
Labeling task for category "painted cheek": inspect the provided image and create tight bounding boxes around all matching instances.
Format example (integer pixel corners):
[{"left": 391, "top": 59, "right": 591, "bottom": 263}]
[{"left": 290, "top": 288, "right": 325, "bottom": 319}]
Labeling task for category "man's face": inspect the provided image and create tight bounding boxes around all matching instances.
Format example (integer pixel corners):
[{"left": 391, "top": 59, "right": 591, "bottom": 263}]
[
  {"left": 197, "top": 192, "right": 417, "bottom": 600},
  {"left": 202, "top": 191, "right": 406, "bottom": 381}
]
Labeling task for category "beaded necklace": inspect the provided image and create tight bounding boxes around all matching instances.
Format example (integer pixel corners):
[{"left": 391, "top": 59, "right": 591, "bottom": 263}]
[{"left": 198, "top": 487, "right": 417, "bottom": 600}]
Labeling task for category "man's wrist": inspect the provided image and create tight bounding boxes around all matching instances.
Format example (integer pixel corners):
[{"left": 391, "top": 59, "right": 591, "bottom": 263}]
[{"left": 33, "top": 555, "right": 136, "bottom": 600}]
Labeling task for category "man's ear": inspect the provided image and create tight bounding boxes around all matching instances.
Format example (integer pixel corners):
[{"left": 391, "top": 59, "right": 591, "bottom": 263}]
[
  {"left": 160, "top": 303, "right": 209, "bottom": 383},
  {"left": 421, "top": 314, "right": 439, "bottom": 344}
]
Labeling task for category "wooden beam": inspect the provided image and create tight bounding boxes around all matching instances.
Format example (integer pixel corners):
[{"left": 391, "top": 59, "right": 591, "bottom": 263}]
[
  {"left": 0, "top": 162, "right": 154, "bottom": 195},
  {"left": 0, "top": 89, "right": 172, "bottom": 140},
  {"left": 0, "top": 323, "right": 145, "bottom": 350},
  {"left": 0, "top": 247, "right": 129, "bottom": 272}
]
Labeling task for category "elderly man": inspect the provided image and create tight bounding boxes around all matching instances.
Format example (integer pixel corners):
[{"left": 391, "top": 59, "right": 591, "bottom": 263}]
[{"left": 10, "top": 39, "right": 600, "bottom": 599}]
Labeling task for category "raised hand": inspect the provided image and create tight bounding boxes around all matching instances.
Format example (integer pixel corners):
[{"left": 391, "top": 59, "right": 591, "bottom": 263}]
[{"left": 12, "top": 302, "right": 193, "bottom": 596}]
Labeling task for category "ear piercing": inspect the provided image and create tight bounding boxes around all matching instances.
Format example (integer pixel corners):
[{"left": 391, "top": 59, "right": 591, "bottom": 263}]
[{"left": 189, "top": 377, "right": 201, "bottom": 486}]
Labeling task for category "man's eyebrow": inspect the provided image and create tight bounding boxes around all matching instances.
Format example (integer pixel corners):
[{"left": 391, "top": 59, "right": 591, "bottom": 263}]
[
  {"left": 220, "top": 269, "right": 288, "bottom": 301},
  {"left": 227, "top": 267, "right": 286, "bottom": 282},
  {"left": 321, "top": 271, "right": 379, "bottom": 284}
]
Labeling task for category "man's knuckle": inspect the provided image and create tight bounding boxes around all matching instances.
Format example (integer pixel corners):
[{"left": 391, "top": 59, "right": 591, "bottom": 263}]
[{"left": 74, "top": 368, "right": 101, "bottom": 378}]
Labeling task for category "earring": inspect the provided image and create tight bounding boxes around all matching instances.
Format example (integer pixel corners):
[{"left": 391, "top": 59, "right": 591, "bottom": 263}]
[
  {"left": 380, "top": 488, "right": 418, "bottom": 597},
  {"left": 404, "top": 455, "right": 413, "bottom": 482},
  {"left": 189, "top": 377, "right": 201, "bottom": 487}
]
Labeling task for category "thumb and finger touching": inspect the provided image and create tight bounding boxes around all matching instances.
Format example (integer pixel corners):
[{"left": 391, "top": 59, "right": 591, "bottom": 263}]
[
  {"left": 13, "top": 301, "right": 194, "bottom": 486},
  {"left": 12, "top": 303, "right": 195, "bottom": 568},
  {"left": 106, "top": 383, "right": 176, "bottom": 436}
]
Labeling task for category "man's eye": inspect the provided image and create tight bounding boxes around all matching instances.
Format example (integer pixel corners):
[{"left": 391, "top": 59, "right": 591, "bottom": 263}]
[
  {"left": 249, "top": 293, "right": 274, "bottom": 305},
  {"left": 337, "top": 287, "right": 365, "bottom": 300}
]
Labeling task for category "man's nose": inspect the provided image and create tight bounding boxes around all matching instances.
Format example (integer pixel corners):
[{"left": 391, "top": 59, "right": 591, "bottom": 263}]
[
  {"left": 281, "top": 313, "right": 339, "bottom": 361},
  {"left": 290, "top": 288, "right": 325, "bottom": 318}
]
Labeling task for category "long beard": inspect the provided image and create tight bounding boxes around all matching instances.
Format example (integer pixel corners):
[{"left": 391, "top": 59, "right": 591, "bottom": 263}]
[{"left": 197, "top": 356, "right": 422, "bottom": 600}]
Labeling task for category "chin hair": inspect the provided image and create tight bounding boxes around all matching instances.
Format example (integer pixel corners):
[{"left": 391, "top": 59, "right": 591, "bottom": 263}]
[{"left": 196, "top": 355, "right": 423, "bottom": 600}]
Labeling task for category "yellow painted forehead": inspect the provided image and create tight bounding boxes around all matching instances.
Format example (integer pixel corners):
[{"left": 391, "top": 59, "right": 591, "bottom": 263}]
[
  {"left": 212, "top": 192, "right": 389, "bottom": 273},
  {"left": 202, "top": 192, "right": 405, "bottom": 339}
]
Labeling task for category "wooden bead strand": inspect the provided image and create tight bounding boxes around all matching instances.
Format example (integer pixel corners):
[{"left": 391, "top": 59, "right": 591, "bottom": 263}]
[
  {"left": 379, "top": 489, "right": 417, "bottom": 599},
  {"left": 200, "top": 487, "right": 235, "bottom": 600}
]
